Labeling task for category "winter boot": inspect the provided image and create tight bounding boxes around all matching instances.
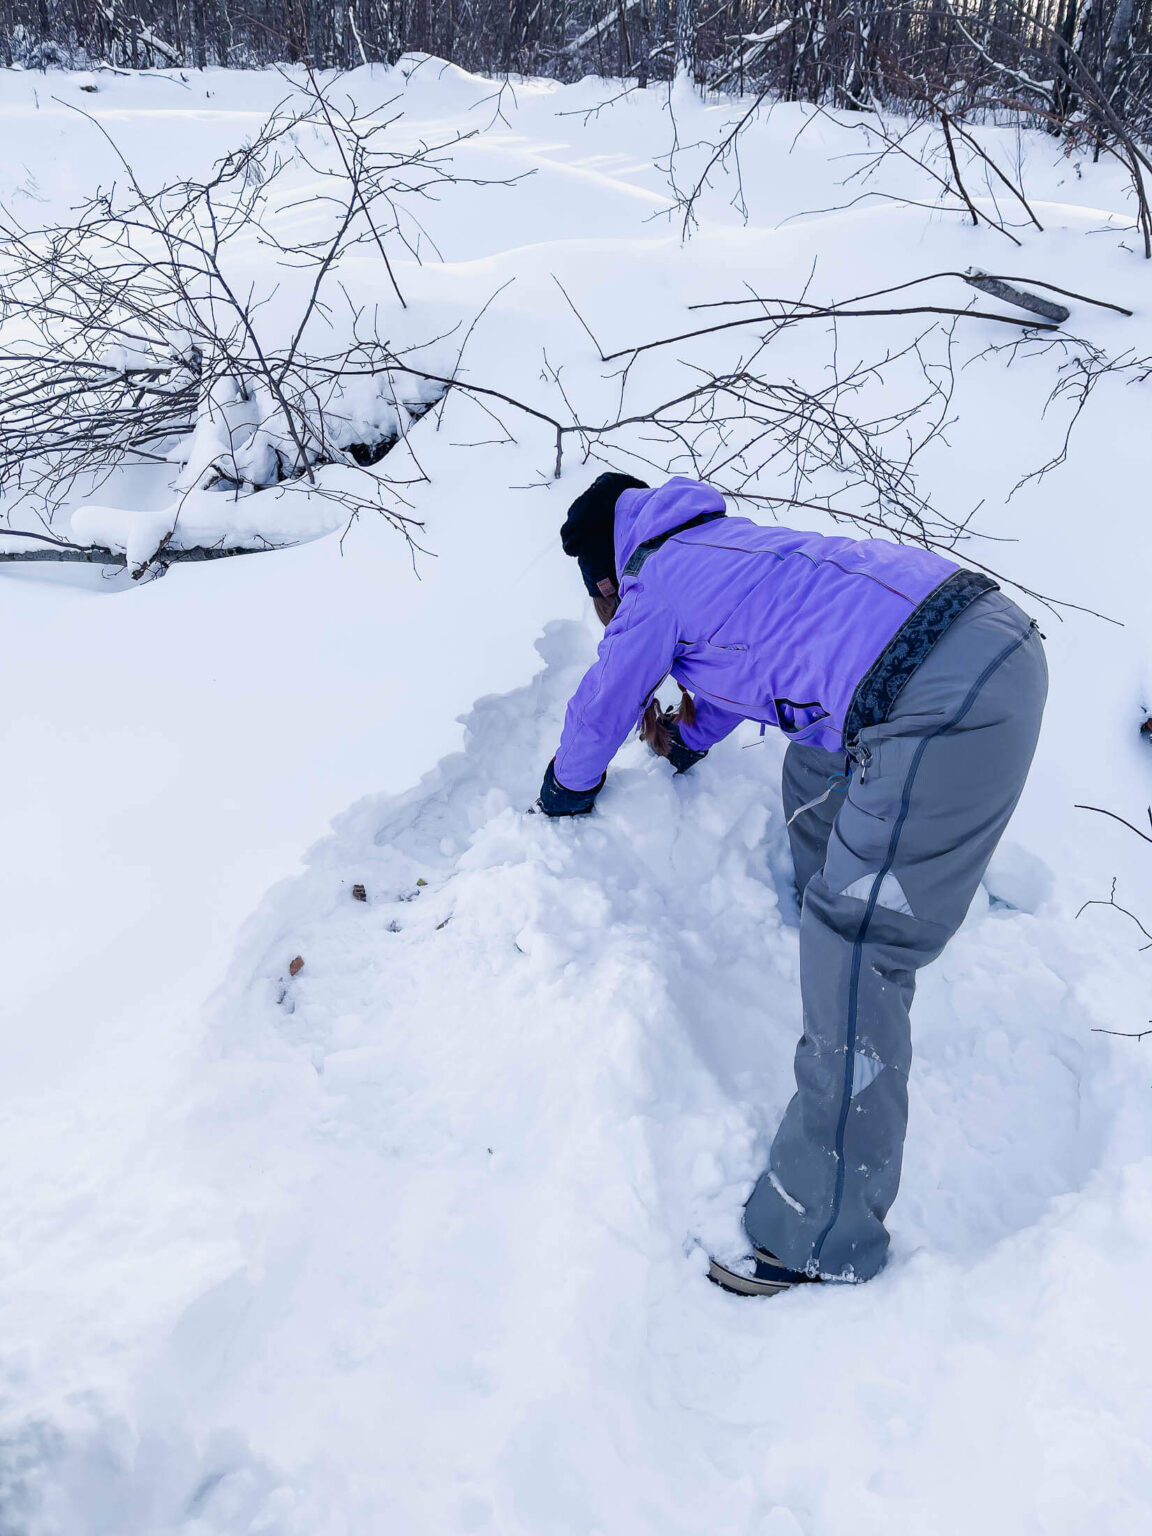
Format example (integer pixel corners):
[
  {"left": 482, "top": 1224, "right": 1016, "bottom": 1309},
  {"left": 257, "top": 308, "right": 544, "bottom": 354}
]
[{"left": 707, "top": 1246, "right": 821, "bottom": 1297}]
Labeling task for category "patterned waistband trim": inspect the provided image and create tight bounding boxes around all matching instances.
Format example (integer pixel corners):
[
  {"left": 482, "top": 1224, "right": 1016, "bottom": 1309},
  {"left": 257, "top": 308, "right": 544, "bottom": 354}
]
[{"left": 843, "top": 569, "right": 999, "bottom": 746}]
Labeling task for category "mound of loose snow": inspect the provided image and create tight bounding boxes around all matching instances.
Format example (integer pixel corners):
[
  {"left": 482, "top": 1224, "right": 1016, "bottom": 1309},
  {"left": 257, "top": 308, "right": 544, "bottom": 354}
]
[{"left": 5, "top": 624, "right": 1149, "bottom": 1534}]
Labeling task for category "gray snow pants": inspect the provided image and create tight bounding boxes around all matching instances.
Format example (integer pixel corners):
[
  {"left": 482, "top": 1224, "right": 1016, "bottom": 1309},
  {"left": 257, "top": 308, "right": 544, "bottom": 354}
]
[{"left": 743, "top": 590, "right": 1048, "bottom": 1282}]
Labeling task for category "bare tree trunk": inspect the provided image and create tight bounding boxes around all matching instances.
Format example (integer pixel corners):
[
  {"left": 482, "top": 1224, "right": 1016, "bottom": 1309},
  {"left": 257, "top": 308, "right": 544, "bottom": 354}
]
[
  {"left": 674, "top": 0, "right": 697, "bottom": 79},
  {"left": 616, "top": 0, "right": 632, "bottom": 75},
  {"left": 653, "top": 0, "right": 670, "bottom": 76},
  {"left": 1103, "top": 0, "right": 1137, "bottom": 107},
  {"left": 1052, "top": 0, "right": 1080, "bottom": 125}
]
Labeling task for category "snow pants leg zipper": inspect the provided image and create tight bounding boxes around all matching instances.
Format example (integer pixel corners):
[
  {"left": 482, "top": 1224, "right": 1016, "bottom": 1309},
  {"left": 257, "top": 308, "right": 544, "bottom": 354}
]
[{"left": 743, "top": 592, "right": 1048, "bottom": 1283}]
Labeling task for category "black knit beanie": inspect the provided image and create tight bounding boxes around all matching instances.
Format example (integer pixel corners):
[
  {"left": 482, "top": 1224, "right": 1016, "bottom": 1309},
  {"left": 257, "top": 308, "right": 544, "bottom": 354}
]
[{"left": 560, "top": 472, "right": 649, "bottom": 599}]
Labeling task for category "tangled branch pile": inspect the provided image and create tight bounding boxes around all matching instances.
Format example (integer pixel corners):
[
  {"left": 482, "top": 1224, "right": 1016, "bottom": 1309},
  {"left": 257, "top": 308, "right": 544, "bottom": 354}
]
[
  {"left": 0, "top": 59, "right": 1138, "bottom": 608},
  {"left": 0, "top": 79, "right": 479, "bottom": 552}
]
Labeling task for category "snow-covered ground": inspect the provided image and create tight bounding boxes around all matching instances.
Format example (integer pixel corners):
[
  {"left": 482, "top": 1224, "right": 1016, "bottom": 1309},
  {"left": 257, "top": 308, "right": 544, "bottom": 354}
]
[{"left": 1, "top": 58, "right": 1151, "bottom": 1535}]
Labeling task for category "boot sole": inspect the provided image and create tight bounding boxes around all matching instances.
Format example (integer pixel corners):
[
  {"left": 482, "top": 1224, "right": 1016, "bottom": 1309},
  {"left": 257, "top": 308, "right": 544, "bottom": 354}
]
[{"left": 706, "top": 1257, "right": 796, "bottom": 1297}]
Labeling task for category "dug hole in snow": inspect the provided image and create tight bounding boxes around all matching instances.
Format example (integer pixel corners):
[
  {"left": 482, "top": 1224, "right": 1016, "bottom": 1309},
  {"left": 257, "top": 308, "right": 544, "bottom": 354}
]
[{"left": 1, "top": 54, "right": 1151, "bottom": 1536}]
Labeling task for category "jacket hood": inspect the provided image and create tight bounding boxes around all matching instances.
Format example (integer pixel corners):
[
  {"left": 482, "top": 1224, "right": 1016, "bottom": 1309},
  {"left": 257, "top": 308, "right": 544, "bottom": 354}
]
[{"left": 614, "top": 477, "right": 727, "bottom": 578}]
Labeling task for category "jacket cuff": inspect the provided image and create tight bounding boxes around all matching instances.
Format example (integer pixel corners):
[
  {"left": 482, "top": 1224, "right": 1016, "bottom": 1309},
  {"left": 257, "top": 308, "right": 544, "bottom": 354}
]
[
  {"left": 538, "top": 759, "right": 605, "bottom": 817},
  {"left": 678, "top": 696, "right": 743, "bottom": 753}
]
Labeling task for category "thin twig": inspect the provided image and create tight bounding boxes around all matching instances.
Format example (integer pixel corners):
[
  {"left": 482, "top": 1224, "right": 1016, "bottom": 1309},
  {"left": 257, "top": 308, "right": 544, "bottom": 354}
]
[
  {"left": 1076, "top": 878, "right": 1152, "bottom": 949},
  {"left": 1075, "top": 805, "right": 1152, "bottom": 845},
  {"left": 602, "top": 304, "right": 1056, "bottom": 363}
]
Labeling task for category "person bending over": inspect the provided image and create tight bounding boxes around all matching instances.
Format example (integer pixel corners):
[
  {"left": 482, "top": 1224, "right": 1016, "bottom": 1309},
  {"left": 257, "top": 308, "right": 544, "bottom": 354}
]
[{"left": 538, "top": 472, "right": 1047, "bottom": 1296}]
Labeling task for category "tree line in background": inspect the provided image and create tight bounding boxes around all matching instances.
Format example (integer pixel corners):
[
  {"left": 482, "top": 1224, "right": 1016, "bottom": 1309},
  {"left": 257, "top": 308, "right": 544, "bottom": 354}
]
[{"left": 0, "top": 2, "right": 1149, "bottom": 136}]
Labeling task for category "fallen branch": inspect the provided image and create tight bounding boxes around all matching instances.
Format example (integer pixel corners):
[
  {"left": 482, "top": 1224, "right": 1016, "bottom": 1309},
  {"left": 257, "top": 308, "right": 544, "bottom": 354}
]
[
  {"left": 1074, "top": 804, "right": 1152, "bottom": 845},
  {"left": 1076, "top": 878, "right": 1152, "bottom": 949},
  {"left": 602, "top": 303, "right": 1058, "bottom": 364},
  {"left": 1074, "top": 806, "right": 1152, "bottom": 1038},
  {"left": 964, "top": 270, "right": 1070, "bottom": 324},
  {"left": 0, "top": 542, "right": 284, "bottom": 567},
  {"left": 689, "top": 273, "right": 1133, "bottom": 318}
]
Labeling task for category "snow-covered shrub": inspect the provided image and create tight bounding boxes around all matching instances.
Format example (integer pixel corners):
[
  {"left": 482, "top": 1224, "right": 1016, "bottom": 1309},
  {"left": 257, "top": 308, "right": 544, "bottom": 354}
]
[{"left": 0, "top": 77, "right": 482, "bottom": 555}]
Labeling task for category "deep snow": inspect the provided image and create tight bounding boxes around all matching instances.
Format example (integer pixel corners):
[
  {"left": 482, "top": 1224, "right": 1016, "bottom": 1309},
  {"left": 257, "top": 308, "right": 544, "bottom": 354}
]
[{"left": 1, "top": 57, "right": 1151, "bottom": 1536}]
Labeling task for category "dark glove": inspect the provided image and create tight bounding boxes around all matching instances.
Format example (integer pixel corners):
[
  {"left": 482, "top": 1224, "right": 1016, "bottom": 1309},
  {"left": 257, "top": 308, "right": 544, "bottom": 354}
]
[
  {"left": 666, "top": 719, "right": 708, "bottom": 775},
  {"left": 640, "top": 696, "right": 709, "bottom": 775},
  {"left": 537, "top": 759, "right": 605, "bottom": 817}
]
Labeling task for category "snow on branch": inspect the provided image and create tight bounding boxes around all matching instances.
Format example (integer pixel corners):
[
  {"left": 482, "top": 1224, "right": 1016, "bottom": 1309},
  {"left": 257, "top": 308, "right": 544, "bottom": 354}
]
[
  {"left": 95, "top": 4, "right": 181, "bottom": 67},
  {"left": 565, "top": 0, "right": 640, "bottom": 56},
  {"left": 711, "top": 17, "right": 792, "bottom": 90},
  {"left": 0, "top": 75, "right": 520, "bottom": 568}
]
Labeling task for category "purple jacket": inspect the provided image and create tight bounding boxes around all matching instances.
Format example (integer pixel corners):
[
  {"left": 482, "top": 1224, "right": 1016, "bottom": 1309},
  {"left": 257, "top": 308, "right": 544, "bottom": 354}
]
[{"left": 553, "top": 477, "right": 959, "bottom": 791}]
